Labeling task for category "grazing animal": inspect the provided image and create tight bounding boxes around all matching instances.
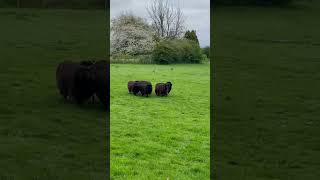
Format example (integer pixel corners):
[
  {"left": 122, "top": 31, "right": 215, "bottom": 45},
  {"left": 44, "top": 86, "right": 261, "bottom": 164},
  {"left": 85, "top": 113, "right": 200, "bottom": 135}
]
[
  {"left": 132, "top": 81, "right": 152, "bottom": 97},
  {"left": 72, "top": 65, "right": 96, "bottom": 104},
  {"left": 155, "top": 82, "right": 172, "bottom": 96},
  {"left": 166, "top": 82, "right": 172, "bottom": 94},
  {"left": 56, "top": 60, "right": 96, "bottom": 104},
  {"left": 128, "top": 81, "right": 138, "bottom": 93},
  {"left": 79, "top": 60, "right": 96, "bottom": 103},
  {"left": 56, "top": 61, "right": 80, "bottom": 101},
  {"left": 56, "top": 59, "right": 109, "bottom": 108},
  {"left": 93, "top": 60, "right": 109, "bottom": 108}
]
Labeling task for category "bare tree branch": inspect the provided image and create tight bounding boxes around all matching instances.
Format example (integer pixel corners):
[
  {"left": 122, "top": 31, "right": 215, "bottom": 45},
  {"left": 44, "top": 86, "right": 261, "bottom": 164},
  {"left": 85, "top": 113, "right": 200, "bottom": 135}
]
[{"left": 147, "top": 0, "right": 184, "bottom": 39}]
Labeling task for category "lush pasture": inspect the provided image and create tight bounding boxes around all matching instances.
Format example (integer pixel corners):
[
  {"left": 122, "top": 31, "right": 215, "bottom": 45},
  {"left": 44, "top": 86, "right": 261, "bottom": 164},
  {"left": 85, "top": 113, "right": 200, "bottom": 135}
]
[
  {"left": 110, "top": 64, "right": 210, "bottom": 179},
  {"left": 213, "top": 3, "right": 320, "bottom": 180},
  {"left": 0, "top": 9, "right": 107, "bottom": 179}
]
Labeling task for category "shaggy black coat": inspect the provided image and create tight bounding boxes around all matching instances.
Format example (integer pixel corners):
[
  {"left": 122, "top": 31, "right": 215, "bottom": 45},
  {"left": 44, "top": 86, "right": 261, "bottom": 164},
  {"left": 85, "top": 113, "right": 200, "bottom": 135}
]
[
  {"left": 128, "top": 81, "right": 138, "bottom": 93},
  {"left": 56, "top": 59, "right": 109, "bottom": 107},
  {"left": 166, "top": 82, "right": 172, "bottom": 94},
  {"left": 56, "top": 61, "right": 80, "bottom": 101},
  {"left": 56, "top": 60, "right": 96, "bottom": 104},
  {"left": 132, "top": 81, "right": 152, "bottom": 97},
  {"left": 93, "top": 60, "right": 109, "bottom": 108},
  {"left": 155, "top": 82, "right": 172, "bottom": 96},
  {"left": 72, "top": 65, "right": 96, "bottom": 104},
  {"left": 79, "top": 60, "right": 96, "bottom": 103}
]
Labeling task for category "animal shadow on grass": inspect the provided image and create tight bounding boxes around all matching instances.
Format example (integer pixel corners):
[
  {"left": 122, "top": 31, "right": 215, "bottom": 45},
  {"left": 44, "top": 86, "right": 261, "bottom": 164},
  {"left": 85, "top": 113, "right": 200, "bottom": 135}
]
[
  {"left": 127, "top": 81, "right": 173, "bottom": 98},
  {"left": 127, "top": 91, "right": 174, "bottom": 99}
]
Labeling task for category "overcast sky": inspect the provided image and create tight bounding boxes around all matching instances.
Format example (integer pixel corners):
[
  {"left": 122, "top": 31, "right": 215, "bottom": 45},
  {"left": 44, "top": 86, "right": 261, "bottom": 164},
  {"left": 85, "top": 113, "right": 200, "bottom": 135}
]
[{"left": 110, "top": 0, "right": 210, "bottom": 47}]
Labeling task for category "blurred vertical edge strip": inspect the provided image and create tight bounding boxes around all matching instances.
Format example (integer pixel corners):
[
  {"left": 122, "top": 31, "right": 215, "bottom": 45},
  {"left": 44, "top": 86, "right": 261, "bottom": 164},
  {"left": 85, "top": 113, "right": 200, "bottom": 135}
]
[
  {"left": 210, "top": 0, "right": 215, "bottom": 180},
  {"left": 105, "top": 0, "right": 111, "bottom": 179}
]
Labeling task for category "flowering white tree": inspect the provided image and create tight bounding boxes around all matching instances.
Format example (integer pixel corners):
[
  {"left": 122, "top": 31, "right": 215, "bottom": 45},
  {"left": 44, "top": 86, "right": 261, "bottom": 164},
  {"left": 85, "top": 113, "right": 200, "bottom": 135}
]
[{"left": 111, "top": 13, "right": 154, "bottom": 55}]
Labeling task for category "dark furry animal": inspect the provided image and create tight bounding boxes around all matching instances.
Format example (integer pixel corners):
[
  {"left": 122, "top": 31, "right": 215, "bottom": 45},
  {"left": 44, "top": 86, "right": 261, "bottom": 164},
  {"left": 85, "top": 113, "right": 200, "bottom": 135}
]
[
  {"left": 56, "top": 59, "right": 109, "bottom": 107},
  {"left": 155, "top": 82, "right": 172, "bottom": 96},
  {"left": 56, "top": 61, "right": 80, "bottom": 101},
  {"left": 93, "top": 60, "right": 109, "bottom": 108},
  {"left": 166, "top": 82, "right": 172, "bottom": 94},
  {"left": 56, "top": 60, "right": 96, "bottom": 104},
  {"left": 132, "top": 81, "right": 152, "bottom": 97},
  {"left": 72, "top": 65, "right": 96, "bottom": 104},
  {"left": 128, "top": 81, "right": 138, "bottom": 93},
  {"left": 79, "top": 60, "right": 96, "bottom": 103}
]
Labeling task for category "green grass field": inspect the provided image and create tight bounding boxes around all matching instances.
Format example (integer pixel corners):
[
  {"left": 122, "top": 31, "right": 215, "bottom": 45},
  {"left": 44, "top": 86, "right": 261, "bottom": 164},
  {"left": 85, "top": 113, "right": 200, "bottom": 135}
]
[
  {"left": 213, "top": 2, "right": 320, "bottom": 179},
  {"left": 0, "top": 9, "right": 108, "bottom": 179},
  {"left": 110, "top": 64, "right": 210, "bottom": 179}
]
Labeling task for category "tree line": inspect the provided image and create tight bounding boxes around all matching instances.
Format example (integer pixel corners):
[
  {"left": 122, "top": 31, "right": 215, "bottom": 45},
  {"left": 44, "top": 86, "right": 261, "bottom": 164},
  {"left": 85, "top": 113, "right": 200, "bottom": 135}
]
[{"left": 111, "top": 0, "right": 210, "bottom": 64}]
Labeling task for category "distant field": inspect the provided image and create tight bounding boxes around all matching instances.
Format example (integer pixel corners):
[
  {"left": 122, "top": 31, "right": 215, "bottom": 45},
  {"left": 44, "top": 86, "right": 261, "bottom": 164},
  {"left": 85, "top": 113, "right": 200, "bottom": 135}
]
[
  {"left": 110, "top": 64, "right": 210, "bottom": 179},
  {"left": 0, "top": 9, "right": 107, "bottom": 179},
  {"left": 213, "top": 4, "right": 320, "bottom": 180}
]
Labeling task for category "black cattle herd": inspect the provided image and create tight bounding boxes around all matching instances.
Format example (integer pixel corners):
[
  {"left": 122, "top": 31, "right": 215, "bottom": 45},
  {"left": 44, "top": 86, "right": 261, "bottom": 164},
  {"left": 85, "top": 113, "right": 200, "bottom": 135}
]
[
  {"left": 56, "top": 60, "right": 172, "bottom": 108},
  {"left": 56, "top": 60, "right": 109, "bottom": 108},
  {"left": 128, "top": 81, "right": 172, "bottom": 97}
]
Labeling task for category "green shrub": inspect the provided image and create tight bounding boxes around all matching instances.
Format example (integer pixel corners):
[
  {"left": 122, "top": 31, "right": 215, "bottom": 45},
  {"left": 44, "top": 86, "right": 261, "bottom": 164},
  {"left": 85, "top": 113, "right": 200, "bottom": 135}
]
[
  {"left": 179, "top": 40, "right": 202, "bottom": 63},
  {"left": 184, "top": 30, "right": 200, "bottom": 46},
  {"left": 152, "top": 41, "right": 177, "bottom": 64},
  {"left": 152, "top": 39, "right": 203, "bottom": 64},
  {"left": 202, "top": 46, "right": 210, "bottom": 59}
]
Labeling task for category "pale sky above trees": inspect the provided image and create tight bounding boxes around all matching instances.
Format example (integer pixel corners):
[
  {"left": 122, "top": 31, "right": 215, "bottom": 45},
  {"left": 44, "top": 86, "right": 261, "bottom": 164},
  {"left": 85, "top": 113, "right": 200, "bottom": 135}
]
[{"left": 111, "top": 0, "right": 210, "bottom": 47}]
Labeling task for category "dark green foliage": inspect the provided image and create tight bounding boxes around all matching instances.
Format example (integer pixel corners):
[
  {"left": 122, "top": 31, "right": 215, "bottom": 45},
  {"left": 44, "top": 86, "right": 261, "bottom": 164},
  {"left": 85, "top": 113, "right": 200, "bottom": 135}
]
[
  {"left": 215, "top": 0, "right": 293, "bottom": 6},
  {"left": 184, "top": 30, "right": 200, "bottom": 46},
  {"left": 179, "top": 40, "right": 203, "bottom": 63},
  {"left": 152, "top": 41, "right": 176, "bottom": 64},
  {"left": 202, "top": 46, "right": 210, "bottom": 58},
  {"left": 152, "top": 39, "right": 203, "bottom": 64}
]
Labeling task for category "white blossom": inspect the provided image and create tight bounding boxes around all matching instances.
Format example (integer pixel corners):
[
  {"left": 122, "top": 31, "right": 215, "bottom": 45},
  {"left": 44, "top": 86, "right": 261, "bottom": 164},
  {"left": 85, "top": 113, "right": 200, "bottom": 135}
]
[{"left": 111, "top": 13, "right": 154, "bottom": 55}]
